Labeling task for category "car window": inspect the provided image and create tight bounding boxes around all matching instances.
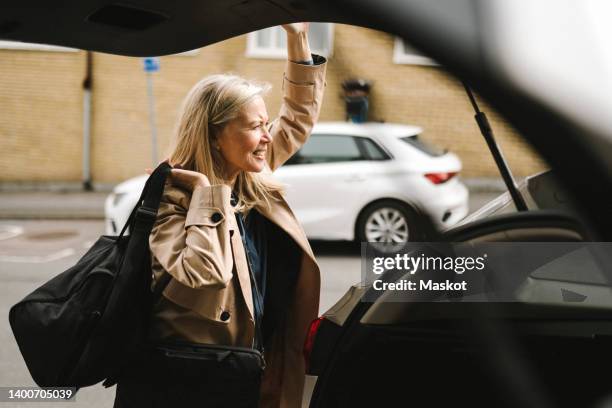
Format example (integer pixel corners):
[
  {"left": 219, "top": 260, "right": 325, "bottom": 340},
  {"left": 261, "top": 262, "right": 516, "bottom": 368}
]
[
  {"left": 285, "top": 134, "right": 366, "bottom": 165},
  {"left": 357, "top": 137, "right": 390, "bottom": 160},
  {"left": 400, "top": 135, "right": 445, "bottom": 157}
]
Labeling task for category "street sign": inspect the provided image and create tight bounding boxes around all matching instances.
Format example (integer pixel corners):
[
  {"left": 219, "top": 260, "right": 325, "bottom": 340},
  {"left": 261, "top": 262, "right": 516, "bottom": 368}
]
[
  {"left": 143, "top": 57, "right": 160, "bottom": 72},
  {"left": 143, "top": 57, "right": 160, "bottom": 165}
]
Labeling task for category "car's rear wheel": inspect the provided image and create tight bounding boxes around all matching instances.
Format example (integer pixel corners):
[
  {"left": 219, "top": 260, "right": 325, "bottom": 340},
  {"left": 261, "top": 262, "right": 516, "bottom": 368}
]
[{"left": 356, "top": 200, "right": 420, "bottom": 249}]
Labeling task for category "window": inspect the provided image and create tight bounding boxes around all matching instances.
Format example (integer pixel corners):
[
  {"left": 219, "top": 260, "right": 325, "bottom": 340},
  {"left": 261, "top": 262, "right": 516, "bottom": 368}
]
[
  {"left": 286, "top": 135, "right": 366, "bottom": 165},
  {"left": 357, "top": 138, "right": 391, "bottom": 160},
  {"left": 246, "top": 23, "right": 333, "bottom": 59},
  {"left": 392, "top": 37, "right": 437, "bottom": 66}
]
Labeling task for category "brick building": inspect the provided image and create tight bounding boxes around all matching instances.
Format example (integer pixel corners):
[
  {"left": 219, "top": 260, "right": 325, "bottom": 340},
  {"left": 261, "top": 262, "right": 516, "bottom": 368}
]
[{"left": 0, "top": 24, "right": 547, "bottom": 186}]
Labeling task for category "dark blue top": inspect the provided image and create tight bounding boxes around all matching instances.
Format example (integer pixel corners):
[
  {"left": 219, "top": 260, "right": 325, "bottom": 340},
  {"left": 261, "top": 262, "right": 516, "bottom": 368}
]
[{"left": 231, "top": 192, "right": 267, "bottom": 350}]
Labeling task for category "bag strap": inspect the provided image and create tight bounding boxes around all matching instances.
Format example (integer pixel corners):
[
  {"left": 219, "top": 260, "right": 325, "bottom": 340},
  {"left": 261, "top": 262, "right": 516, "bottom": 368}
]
[
  {"left": 151, "top": 271, "right": 173, "bottom": 303},
  {"left": 103, "top": 162, "right": 172, "bottom": 388},
  {"left": 119, "top": 162, "right": 172, "bottom": 237}
]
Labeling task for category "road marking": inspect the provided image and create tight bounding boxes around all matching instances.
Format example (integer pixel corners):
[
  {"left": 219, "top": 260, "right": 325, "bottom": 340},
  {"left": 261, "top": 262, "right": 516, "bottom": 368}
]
[
  {"left": 0, "top": 225, "right": 24, "bottom": 241},
  {"left": 0, "top": 248, "right": 76, "bottom": 263}
]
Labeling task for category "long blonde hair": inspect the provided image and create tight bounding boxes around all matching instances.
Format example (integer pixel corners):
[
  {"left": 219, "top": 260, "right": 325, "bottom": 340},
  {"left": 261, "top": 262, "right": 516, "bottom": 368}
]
[{"left": 169, "top": 74, "right": 284, "bottom": 214}]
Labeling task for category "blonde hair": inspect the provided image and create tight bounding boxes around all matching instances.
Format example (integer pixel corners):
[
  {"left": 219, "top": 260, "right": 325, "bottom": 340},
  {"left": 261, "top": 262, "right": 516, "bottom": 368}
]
[{"left": 168, "top": 74, "right": 284, "bottom": 214}]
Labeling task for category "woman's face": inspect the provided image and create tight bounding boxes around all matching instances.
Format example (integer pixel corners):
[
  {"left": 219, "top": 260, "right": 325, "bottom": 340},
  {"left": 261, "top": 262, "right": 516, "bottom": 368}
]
[{"left": 216, "top": 96, "right": 271, "bottom": 179}]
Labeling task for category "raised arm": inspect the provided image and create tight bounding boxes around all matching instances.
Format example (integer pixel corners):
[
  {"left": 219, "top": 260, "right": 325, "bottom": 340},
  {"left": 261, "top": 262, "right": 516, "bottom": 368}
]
[{"left": 265, "top": 23, "right": 327, "bottom": 171}]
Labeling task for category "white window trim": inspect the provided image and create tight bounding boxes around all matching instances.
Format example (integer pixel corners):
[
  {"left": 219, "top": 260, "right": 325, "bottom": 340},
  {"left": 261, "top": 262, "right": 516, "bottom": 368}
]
[
  {"left": 246, "top": 32, "right": 286, "bottom": 59},
  {"left": 0, "top": 40, "right": 78, "bottom": 52},
  {"left": 392, "top": 37, "right": 438, "bottom": 66},
  {"left": 246, "top": 24, "right": 334, "bottom": 59}
]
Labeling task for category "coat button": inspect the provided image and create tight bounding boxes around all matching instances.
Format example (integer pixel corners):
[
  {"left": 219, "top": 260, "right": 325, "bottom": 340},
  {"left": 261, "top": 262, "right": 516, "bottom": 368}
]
[
  {"left": 220, "top": 311, "right": 231, "bottom": 321},
  {"left": 211, "top": 212, "right": 222, "bottom": 223}
]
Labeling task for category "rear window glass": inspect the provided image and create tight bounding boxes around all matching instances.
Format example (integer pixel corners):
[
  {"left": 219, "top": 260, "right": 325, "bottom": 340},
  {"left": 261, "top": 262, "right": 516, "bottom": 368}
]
[
  {"left": 358, "top": 138, "right": 390, "bottom": 160},
  {"left": 400, "top": 135, "right": 446, "bottom": 157}
]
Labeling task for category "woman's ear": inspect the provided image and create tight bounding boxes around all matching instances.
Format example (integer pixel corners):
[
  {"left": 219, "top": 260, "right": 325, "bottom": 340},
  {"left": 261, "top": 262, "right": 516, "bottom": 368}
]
[{"left": 210, "top": 132, "right": 221, "bottom": 152}]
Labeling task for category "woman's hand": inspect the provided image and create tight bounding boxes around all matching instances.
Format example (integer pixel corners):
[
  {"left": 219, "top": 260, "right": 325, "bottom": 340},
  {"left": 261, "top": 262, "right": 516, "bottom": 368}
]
[
  {"left": 169, "top": 168, "right": 211, "bottom": 191},
  {"left": 146, "top": 165, "right": 210, "bottom": 191},
  {"left": 282, "top": 22, "right": 312, "bottom": 63}
]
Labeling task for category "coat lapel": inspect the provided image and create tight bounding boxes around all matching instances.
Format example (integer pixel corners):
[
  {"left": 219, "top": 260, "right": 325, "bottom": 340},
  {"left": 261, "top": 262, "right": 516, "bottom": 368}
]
[
  {"left": 230, "top": 225, "right": 256, "bottom": 323},
  {"left": 257, "top": 194, "right": 317, "bottom": 266}
]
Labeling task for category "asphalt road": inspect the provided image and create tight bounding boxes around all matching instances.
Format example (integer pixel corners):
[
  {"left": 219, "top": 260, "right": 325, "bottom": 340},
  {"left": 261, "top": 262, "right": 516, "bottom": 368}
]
[{"left": 0, "top": 191, "right": 501, "bottom": 407}]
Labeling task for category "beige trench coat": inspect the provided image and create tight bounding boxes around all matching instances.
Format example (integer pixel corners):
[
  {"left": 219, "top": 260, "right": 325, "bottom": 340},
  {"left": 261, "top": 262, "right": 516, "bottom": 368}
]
[{"left": 147, "top": 58, "right": 327, "bottom": 408}]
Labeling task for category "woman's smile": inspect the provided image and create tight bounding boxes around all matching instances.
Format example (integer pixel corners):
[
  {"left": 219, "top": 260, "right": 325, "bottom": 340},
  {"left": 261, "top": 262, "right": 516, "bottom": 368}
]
[{"left": 252, "top": 149, "right": 266, "bottom": 160}]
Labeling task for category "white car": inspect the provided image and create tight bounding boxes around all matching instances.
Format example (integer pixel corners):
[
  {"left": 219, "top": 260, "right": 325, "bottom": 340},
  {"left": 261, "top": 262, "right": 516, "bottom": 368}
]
[{"left": 105, "top": 121, "right": 469, "bottom": 243}]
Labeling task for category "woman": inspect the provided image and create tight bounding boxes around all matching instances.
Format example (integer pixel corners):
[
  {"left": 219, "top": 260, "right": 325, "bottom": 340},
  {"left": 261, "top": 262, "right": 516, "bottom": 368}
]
[{"left": 113, "top": 22, "right": 326, "bottom": 408}]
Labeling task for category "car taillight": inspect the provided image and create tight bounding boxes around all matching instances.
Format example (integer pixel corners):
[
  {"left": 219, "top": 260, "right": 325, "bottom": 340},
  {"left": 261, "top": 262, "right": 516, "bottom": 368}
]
[
  {"left": 303, "top": 316, "right": 324, "bottom": 372},
  {"left": 424, "top": 171, "right": 457, "bottom": 184}
]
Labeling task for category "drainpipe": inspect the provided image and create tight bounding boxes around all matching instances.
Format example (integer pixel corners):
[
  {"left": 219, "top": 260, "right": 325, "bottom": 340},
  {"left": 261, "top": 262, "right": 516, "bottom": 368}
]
[{"left": 82, "top": 51, "right": 93, "bottom": 191}]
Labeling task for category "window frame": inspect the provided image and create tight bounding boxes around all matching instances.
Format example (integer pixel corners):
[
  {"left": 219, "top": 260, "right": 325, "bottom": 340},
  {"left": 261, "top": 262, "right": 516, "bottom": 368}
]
[
  {"left": 392, "top": 37, "right": 438, "bottom": 66},
  {"left": 246, "top": 24, "right": 334, "bottom": 59}
]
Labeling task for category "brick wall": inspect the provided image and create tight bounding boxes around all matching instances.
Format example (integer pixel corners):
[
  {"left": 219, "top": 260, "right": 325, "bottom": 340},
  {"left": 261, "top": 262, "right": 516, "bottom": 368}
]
[
  {"left": 0, "top": 24, "right": 547, "bottom": 183},
  {"left": 0, "top": 50, "right": 84, "bottom": 181}
]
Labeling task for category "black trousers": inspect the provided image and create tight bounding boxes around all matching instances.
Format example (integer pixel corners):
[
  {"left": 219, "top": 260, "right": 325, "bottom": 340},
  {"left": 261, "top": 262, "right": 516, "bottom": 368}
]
[{"left": 112, "top": 347, "right": 261, "bottom": 408}]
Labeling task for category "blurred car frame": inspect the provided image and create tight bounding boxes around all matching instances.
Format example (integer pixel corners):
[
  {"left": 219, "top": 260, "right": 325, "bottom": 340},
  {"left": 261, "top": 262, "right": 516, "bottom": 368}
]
[{"left": 5, "top": 1, "right": 612, "bottom": 407}]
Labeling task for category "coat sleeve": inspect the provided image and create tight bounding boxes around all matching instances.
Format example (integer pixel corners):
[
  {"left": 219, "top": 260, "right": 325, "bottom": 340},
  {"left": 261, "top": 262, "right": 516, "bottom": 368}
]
[
  {"left": 149, "top": 183, "right": 236, "bottom": 289},
  {"left": 265, "top": 55, "right": 327, "bottom": 172}
]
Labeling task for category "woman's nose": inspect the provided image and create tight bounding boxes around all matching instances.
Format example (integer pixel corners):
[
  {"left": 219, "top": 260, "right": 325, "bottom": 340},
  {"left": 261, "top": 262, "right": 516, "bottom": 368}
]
[{"left": 261, "top": 125, "right": 272, "bottom": 143}]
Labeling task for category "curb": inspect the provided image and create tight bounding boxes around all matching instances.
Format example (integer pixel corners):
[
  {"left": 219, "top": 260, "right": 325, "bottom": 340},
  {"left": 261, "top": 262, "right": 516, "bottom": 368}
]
[
  {"left": 0, "top": 182, "right": 115, "bottom": 193},
  {"left": 0, "top": 191, "right": 108, "bottom": 220}
]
